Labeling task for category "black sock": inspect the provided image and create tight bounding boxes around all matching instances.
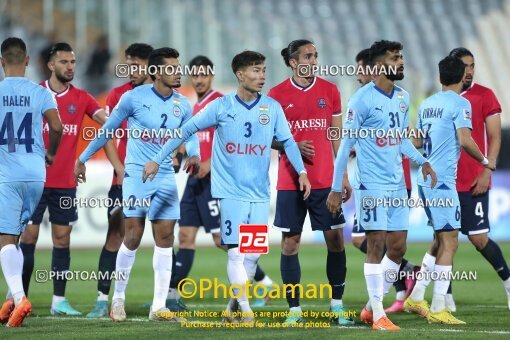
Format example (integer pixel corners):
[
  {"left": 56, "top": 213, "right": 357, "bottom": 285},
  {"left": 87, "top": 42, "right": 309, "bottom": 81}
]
[
  {"left": 254, "top": 264, "right": 265, "bottom": 282},
  {"left": 479, "top": 239, "right": 510, "bottom": 281},
  {"left": 169, "top": 249, "right": 195, "bottom": 290},
  {"left": 20, "top": 243, "right": 35, "bottom": 296},
  {"left": 359, "top": 239, "right": 367, "bottom": 254},
  {"left": 97, "top": 247, "right": 118, "bottom": 295},
  {"left": 447, "top": 281, "right": 452, "bottom": 294},
  {"left": 52, "top": 247, "right": 70, "bottom": 297},
  {"left": 281, "top": 254, "right": 301, "bottom": 308},
  {"left": 393, "top": 258, "right": 408, "bottom": 292},
  {"left": 327, "top": 250, "right": 347, "bottom": 300}
]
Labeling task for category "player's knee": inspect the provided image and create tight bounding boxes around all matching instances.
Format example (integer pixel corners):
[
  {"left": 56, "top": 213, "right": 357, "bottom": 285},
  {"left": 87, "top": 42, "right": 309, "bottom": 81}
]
[
  {"left": 351, "top": 237, "right": 364, "bottom": 249},
  {"left": 387, "top": 243, "right": 406, "bottom": 260},
  {"left": 20, "top": 230, "right": 38, "bottom": 245},
  {"left": 468, "top": 234, "right": 488, "bottom": 251},
  {"left": 105, "top": 230, "right": 124, "bottom": 251},
  {"left": 324, "top": 230, "right": 344, "bottom": 252},
  {"left": 52, "top": 232, "right": 70, "bottom": 248},
  {"left": 178, "top": 228, "right": 196, "bottom": 249},
  {"left": 281, "top": 233, "right": 301, "bottom": 255}
]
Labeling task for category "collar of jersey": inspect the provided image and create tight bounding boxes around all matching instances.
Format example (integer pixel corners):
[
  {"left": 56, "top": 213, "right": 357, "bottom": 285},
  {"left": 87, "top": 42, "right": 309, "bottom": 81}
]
[
  {"left": 197, "top": 89, "right": 215, "bottom": 105},
  {"left": 235, "top": 93, "right": 261, "bottom": 110},
  {"left": 460, "top": 82, "right": 475, "bottom": 96},
  {"left": 290, "top": 76, "right": 316, "bottom": 92},
  {"left": 373, "top": 83, "right": 394, "bottom": 99},
  {"left": 45, "top": 80, "right": 71, "bottom": 97},
  {"left": 151, "top": 86, "right": 174, "bottom": 101}
]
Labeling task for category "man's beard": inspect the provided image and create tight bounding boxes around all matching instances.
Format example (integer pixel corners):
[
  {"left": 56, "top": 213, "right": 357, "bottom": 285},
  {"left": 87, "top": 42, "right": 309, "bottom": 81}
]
[{"left": 56, "top": 73, "right": 73, "bottom": 83}]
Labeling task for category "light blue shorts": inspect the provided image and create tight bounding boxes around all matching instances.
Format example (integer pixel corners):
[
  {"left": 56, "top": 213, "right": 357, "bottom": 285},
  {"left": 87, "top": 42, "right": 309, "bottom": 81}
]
[
  {"left": 0, "top": 181, "right": 44, "bottom": 235},
  {"left": 354, "top": 187, "right": 409, "bottom": 232},
  {"left": 219, "top": 198, "right": 270, "bottom": 245},
  {"left": 122, "top": 169, "right": 179, "bottom": 221},
  {"left": 418, "top": 185, "right": 461, "bottom": 231}
]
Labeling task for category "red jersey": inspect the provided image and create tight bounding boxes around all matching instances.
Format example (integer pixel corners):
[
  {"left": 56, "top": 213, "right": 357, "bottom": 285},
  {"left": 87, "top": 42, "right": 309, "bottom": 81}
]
[
  {"left": 192, "top": 90, "right": 223, "bottom": 162},
  {"left": 269, "top": 77, "right": 341, "bottom": 190},
  {"left": 105, "top": 82, "right": 134, "bottom": 185},
  {"left": 402, "top": 157, "right": 411, "bottom": 191},
  {"left": 41, "top": 81, "right": 102, "bottom": 188},
  {"left": 457, "top": 83, "right": 501, "bottom": 192}
]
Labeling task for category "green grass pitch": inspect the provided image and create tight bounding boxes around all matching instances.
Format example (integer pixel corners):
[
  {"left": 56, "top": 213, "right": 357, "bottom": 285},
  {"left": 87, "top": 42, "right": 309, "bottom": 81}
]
[{"left": 1, "top": 242, "right": 510, "bottom": 338}]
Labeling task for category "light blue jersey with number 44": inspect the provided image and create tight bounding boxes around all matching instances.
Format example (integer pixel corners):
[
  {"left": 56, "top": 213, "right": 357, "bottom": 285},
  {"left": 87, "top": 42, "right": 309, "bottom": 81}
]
[{"left": 0, "top": 77, "right": 57, "bottom": 183}]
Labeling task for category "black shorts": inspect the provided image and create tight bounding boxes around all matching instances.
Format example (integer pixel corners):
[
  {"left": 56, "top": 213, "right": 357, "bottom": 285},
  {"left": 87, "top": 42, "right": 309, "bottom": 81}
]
[
  {"left": 179, "top": 176, "right": 220, "bottom": 233},
  {"left": 273, "top": 188, "right": 345, "bottom": 233},
  {"left": 107, "top": 185, "right": 123, "bottom": 218},
  {"left": 459, "top": 191, "right": 490, "bottom": 235},
  {"left": 30, "top": 188, "right": 78, "bottom": 226}
]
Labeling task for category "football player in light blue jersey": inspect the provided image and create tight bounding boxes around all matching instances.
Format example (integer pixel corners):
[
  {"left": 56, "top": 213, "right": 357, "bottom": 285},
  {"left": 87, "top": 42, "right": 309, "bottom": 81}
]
[
  {"left": 405, "top": 56, "right": 494, "bottom": 324},
  {"left": 74, "top": 48, "right": 200, "bottom": 322},
  {"left": 143, "top": 51, "right": 311, "bottom": 324},
  {"left": 0, "top": 37, "right": 62, "bottom": 327},
  {"left": 327, "top": 40, "right": 437, "bottom": 331}
]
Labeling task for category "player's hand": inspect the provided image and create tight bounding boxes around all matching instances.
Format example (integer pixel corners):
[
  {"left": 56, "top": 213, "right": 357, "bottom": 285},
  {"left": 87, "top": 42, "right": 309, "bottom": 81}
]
[
  {"left": 326, "top": 191, "right": 343, "bottom": 217},
  {"left": 342, "top": 173, "right": 352, "bottom": 202},
  {"left": 74, "top": 160, "right": 86, "bottom": 185},
  {"left": 195, "top": 159, "right": 211, "bottom": 179},
  {"left": 299, "top": 173, "right": 311, "bottom": 200},
  {"left": 143, "top": 161, "right": 160, "bottom": 183},
  {"left": 173, "top": 152, "right": 184, "bottom": 173},
  {"left": 45, "top": 152, "right": 56, "bottom": 167},
  {"left": 422, "top": 162, "right": 437, "bottom": 189},
  {"left": 471, "top": 168, "right": 491, "bottom": 196},
  {"left": 114, "top": 165, "right": 125, "bottom": 185},
  {"left": 298, "top": 140, "right": 315, "bottom": 158},
  {"left": 184, "top": 156, "right": 201, "bottom": 176}
]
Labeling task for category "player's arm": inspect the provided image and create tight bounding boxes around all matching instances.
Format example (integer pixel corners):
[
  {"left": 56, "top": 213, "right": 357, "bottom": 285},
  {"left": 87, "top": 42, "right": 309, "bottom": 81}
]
[
  {"left": 74, "top": 96, "right": 131, "bottom": 184},
  {"left": 400, "top": 109, "right": 437, "bottom": 188},
  {"left": 143, "top": 100, "right": 220, "bottom": 182},
  {"left": 457, "top": 128, "right": 493, "bottom": 169},
  {"left": 103, "top": 140, "right": 124, "bottom": 184},
  {"left": 43, "top": 108, "right": 63, "bottom": 166},
  {"left": 274, "top": 105, "right": 311, "bottom": 199}
]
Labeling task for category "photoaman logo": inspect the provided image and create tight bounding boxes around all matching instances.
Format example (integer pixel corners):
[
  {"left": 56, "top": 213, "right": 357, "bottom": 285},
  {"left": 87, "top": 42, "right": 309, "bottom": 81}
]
[{"left": 239, "top": 224, "right": 268, "bottom": 254}]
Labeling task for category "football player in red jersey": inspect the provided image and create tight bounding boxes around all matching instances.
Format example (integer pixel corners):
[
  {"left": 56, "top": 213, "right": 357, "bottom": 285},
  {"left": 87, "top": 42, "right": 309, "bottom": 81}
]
[
  {"left": 166, "top": 56, "right": 275, "bottom": 311},
  {"left": 18, "top": 43, "right": 108, "bottom": 316},
  {"left": 269, "top": 40, "right": 353, "bottom": 326},
  {"left": 449, "top": 47, "right": 510, "bottom": 310},
  {"left": 351, "top": 48, "right": 419, "bottom": 314},
  {"left": 86, "top": 43, "right": 154, "bottom": 318}
]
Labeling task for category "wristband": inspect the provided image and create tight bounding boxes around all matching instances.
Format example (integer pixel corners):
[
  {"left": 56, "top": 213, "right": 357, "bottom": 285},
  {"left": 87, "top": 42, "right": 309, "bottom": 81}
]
[{"left": 481, "top": 157, "right": 489, "bottom": 166}]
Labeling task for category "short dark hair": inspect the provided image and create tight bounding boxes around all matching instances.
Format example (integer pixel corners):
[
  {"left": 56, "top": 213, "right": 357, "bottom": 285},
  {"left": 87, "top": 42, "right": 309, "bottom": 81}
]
[
  {"left": 189, "top": 55, "right": 214, "bottom": 68},
  {"left": 369, "top": 40, "right": 403, "bottom": 63},
  {"left": 125, "top": 43, "right": 153, "bottom": 60},
  {"left": 148, "top": 47, "right": 180, "bottom": 81},
  {"left": 281, "top": 39, "right": 314, "bottom": 67},
  {"left": 1, "top": 37, "right": 27, "bottom": 64},
  {"left": 48, "top": 42, "right": 73, "bottom": 60},
  {"left": 449, "top": 47, "right": 474, "bottom": 60},
  {"left": 439, "top": 56, "right": 466, "bottom": 86},
  {"left": 355, "top": 48, "right": 371, "bottom": 65},
  {"left": 231, "top": 51, "right": 265, "bottom": 74}
]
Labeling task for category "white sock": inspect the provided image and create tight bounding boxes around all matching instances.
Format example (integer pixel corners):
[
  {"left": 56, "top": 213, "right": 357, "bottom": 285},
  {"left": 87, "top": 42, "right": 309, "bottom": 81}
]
[
  {"left": 410, "top": 252, "right": 436, "bottom": 302},
  {"left": 364, "top": 263, "right": 384, "bottom": 321},
  {"left": 504, "top": 277, "right": 510, "bottom": 293},
  {"left": 430, "top": 265, "right": 452, "bottom": 313},
  {"left": 97, "top": 291, "right": 109, "bottom": 302},
  {"left": 6, "top": 247, "right": 25, "bottom": 301},
  {"left": 152, "top": 246, "right": 173, "bottom": 311},
  {"left": 112, "top": 243, "right": 137, "bottom": 301},
  {"left": 381, "top": 255, "right": 401, "bottom": 295},
  {"left": 227, "top": 247, "right": 251, "bottom": 313},
  {"left": 167, "top": 287, "right": 180, "bottom": 300},
  {"left": 0, "top": 245, "right": 25, "bottom": 306},
  {"left": 52, "top": 295, "right": 65, "bottom": 307},
  {"left": 396, "top": 290, "right": 406, "bottom": 301},
  {"left": 289, "top": 306, "right": 302, "bottom": 314},
  {"left": 331, "top": 299, "right": 343, "bottom": 308},
  {"left": 257, "top": 275, "right": 273, "bottom": 286},
  {"left": 243, "top": 254, "right": 260, "bottom": 282}
]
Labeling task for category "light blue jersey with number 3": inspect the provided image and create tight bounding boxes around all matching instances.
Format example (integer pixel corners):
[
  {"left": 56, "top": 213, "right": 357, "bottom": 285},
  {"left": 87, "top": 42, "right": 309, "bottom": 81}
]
[{"left": 0, "top": 77, "right": 57, "bottom": 183}]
